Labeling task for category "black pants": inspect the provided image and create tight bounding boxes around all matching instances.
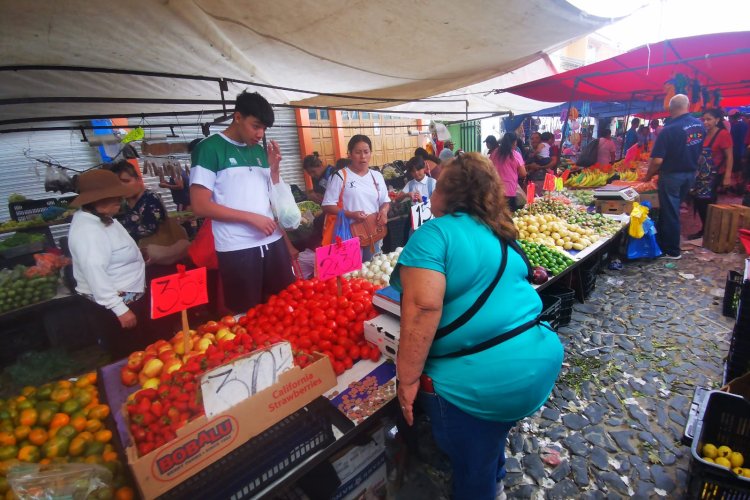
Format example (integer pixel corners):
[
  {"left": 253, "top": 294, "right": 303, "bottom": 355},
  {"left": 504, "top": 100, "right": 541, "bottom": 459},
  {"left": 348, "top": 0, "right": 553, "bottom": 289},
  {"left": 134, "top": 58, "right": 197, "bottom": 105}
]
[
  {"left": 80, "top": 295, "right": 153, "bottom": 360},
  {"left": 216, "top": 237, "right": 295, "bottom": 314}
]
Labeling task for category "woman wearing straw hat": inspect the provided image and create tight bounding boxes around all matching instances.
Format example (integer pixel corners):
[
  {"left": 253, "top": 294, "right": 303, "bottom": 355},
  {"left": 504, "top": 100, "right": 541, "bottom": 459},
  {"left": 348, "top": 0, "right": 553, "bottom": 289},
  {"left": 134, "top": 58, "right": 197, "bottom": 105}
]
[{"left": 68, "top": 169, "right": 149, "bottom": 356}]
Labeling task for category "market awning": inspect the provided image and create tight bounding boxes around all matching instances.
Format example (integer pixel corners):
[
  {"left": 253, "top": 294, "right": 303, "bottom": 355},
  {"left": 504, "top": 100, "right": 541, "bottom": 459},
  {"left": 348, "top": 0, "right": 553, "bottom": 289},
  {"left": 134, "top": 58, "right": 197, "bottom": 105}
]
[
  {"left": 529, "top": 99, "right": 662, "bottom": 118},
  {"left": 0, "top": 0, "right": 615, "bottom": 130},
  {"left": 503, "top": 31, "right": 750, "bottom": 106}
]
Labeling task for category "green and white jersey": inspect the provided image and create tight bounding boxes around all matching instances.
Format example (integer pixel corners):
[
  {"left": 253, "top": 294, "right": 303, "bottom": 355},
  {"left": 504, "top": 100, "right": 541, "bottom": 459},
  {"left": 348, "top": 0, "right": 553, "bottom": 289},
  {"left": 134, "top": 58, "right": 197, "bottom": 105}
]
[{"left": 190, "top": 133, "right": 282, "bottom": 252}]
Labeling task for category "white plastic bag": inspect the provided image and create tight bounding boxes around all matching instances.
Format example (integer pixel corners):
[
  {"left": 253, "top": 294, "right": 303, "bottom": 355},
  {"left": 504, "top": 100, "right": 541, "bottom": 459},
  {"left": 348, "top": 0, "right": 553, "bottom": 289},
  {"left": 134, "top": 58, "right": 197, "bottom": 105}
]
[{"left": 270, "top": 180, "right": 301, "bottom": 230}]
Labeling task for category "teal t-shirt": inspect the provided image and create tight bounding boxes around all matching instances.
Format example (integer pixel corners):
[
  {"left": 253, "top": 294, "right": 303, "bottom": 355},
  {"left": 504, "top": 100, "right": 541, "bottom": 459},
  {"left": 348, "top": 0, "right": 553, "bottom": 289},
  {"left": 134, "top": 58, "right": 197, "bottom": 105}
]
[{"left": 391, "top": 212, "right": 563, "bottom": 422}]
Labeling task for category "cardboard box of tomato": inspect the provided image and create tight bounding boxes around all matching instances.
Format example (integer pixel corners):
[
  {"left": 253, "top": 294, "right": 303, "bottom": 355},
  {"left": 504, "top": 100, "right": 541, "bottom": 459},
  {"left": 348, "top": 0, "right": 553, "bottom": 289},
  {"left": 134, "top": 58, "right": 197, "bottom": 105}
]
[{"left": 122, "top": 344, "right": 336, "bottom": 499}]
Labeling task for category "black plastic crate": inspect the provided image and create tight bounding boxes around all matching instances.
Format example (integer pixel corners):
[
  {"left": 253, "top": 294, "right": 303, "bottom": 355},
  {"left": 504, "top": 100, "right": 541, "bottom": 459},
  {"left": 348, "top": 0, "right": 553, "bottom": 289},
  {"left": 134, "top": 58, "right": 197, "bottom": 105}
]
[
  {"left": 688, "top": 391, "right": 750, "bottom": 499},
  {"left": 8, "top": 196, "right": 75, "bottom": 222},
  {"left": 724, "top": 271, "right": 744, "bottom": 318},
  {"left": 683, "top": 385, "right": 711, "bottom": 446},
  {"left": 159, "top": 403, "right": 334, "bottom": 500},
  {"left": 540, "top": 286, "right": 575, "bottom": 327},
  {"left": 735, "top": 284, "right": 750, "bottom": 331},
  {"left": 540, "top": 295, "right": 561, "bottom": 330}
]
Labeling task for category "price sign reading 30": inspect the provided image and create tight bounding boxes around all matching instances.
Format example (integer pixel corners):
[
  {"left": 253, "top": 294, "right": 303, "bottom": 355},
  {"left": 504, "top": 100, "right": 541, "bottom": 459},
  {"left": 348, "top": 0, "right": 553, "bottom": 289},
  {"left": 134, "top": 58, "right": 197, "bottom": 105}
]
[
  {"left": 315, "top": 237, "right": 362, "bottom": 281},
  {"left": 150, "top": 267, "right": 208, "bottom": 319}
]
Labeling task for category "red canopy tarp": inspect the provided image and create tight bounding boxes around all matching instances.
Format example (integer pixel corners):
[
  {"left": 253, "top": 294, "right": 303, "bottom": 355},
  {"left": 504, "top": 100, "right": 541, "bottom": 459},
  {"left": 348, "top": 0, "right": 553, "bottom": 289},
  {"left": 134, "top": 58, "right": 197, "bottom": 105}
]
[{"left": 504, "top": 31, "right": 750, "bottom": 107}]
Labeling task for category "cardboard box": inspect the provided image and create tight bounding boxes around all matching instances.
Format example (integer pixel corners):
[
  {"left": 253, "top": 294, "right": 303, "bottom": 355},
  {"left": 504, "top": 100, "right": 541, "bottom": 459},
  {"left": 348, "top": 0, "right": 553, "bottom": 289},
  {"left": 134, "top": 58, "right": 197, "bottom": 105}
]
[
  {"left": 330, "top": 425, "right": 387, "bottom": 500},
  {"left": 595, "top": 198, "right": 637, "bottom": 215},
  {"left": 364, "top": 313, "right": 400, "bottom": 360},
  {"left": 638, "top": 191, "right": 659, "bottom": 209},
  {"left": 125, "top": 353, "right": 336, "bottom": 499}
]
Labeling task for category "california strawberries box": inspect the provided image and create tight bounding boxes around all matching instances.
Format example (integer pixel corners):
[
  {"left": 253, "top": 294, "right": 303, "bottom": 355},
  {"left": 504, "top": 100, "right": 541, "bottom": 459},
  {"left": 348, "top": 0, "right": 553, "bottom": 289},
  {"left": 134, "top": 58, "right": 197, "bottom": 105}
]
[{"left": 102, "top": 345, "right": 335, "bottom": 499}]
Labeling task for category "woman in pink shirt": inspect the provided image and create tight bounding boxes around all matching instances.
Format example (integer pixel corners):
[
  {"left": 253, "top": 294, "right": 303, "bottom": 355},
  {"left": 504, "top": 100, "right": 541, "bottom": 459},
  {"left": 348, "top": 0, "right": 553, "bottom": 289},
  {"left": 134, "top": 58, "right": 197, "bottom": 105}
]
[
  {"left": 489, "top": 132, "right": 527, "bottom": 211},
  {"left": 596, "top": 128, "right": 617, "bottom": 166}
]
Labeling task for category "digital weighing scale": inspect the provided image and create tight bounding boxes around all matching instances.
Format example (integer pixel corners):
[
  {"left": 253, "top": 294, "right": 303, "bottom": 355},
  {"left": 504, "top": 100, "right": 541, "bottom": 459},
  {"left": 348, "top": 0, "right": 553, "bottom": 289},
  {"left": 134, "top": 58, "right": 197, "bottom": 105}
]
[{"left": 593, "top": 185, "right": 639, "bottom": 201}]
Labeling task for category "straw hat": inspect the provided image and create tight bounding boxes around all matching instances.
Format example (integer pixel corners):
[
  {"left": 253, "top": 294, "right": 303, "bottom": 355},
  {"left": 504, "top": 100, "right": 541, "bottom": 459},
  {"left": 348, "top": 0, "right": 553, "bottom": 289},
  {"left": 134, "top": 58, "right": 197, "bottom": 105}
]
[{"left": 70, "top": 169, "right": 140, "bottom": 208}]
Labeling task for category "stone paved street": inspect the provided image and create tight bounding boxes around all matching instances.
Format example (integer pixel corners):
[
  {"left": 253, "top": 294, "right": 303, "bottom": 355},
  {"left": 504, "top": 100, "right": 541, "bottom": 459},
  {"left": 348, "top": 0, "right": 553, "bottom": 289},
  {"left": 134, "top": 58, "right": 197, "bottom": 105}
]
[{"left": 397, "top": 240, "right": 744, "bottom": 499}]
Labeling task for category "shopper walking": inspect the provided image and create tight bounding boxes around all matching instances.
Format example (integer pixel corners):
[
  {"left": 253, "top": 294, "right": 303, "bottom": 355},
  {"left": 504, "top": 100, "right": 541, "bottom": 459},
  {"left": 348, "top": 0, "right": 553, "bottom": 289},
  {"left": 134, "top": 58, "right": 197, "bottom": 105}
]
[
  {"left": 190, "top": 91, "right": 295, "bottom": 313},
  {"left": 490, "top": 132, "right": 526, "bottom": 211},
  {"left": 644, "top": 94, "right": 705, "bottom": 259},
  {"left": 394, "top": 152, "right": 563, "bottom": 500}
]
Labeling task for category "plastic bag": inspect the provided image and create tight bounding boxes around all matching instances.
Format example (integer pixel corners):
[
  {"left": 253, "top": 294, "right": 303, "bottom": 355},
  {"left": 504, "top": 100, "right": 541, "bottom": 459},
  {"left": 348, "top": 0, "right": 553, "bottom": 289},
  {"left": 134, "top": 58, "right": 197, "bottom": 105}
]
[
  {"left": 8, "top": 463, "right": 112, "bottom": 500},
  {"left": 628, "top": 202, "right": 649, "bottom": 239},
  {"left": 270, "top": 180, "right": 302, "bottom": 230},
  {"left": 333, "top": 211, "right": 352, "bottom": 241},
  {"left": 627, "top": 218, "right": 662, "bottom": 259},
  {"left": 44, "top": 166, "right": 76, "bottom": 194}
]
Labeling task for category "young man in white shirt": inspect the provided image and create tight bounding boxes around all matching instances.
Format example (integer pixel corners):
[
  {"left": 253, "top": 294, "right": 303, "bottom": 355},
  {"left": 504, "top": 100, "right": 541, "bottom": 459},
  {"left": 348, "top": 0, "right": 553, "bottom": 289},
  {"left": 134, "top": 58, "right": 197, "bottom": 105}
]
[{"left": 190, "top": 92, "right": 295, "bottom": 313}]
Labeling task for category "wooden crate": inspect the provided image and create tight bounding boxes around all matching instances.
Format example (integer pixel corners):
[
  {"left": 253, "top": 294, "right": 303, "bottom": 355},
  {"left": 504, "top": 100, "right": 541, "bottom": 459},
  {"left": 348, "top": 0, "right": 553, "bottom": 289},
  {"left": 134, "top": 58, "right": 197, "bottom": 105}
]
[
  {"left": 595, "top": 198, "right": 637, "bottom": 215},
  {"left": 703, "top": 204, "right": 750, "bottom": 253}
]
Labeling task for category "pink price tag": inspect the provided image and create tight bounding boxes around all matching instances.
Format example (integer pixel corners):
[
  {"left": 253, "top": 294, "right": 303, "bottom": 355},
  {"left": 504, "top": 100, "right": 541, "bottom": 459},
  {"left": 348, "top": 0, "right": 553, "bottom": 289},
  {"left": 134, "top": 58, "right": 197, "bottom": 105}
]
[{"left": 315, "top": 237, "right": 363, "bottom": 281}]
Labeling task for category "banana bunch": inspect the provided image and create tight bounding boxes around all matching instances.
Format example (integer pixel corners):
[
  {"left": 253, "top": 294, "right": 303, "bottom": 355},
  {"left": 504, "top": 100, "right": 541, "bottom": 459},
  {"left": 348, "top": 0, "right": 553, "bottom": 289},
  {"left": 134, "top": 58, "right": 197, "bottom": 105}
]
[
  {"left": 564, "top": 171, "right": 610, "bottom": 188},
  {"left": 618, "top": 170, "right": 639, "bottom": 182}
]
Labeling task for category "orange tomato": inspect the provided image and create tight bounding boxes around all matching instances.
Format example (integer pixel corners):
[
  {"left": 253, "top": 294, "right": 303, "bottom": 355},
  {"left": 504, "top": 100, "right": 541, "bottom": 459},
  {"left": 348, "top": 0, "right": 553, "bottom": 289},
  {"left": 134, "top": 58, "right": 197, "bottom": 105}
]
[
  {"left": 18, "top": 409, "right": 38, "bottom": 427},
  {"left": 49, "top": 413, "right": 70, "bottom": 429},
  {"left": 28, "top": 428, "right": 48, "bottom": 446},
  {"left": 70, "top": 416, "right": 87, "bottom": 433},
  {"left": 17, "top": 445, "right": 40, "bottom": 463},
  {"left": 94, "top": 430, "right": 112, "bottom": 443},
  {"left": 85, "top": 419, "right": 103, "bottom": 433},
  {"left": 50, "top": 388, "right": 72, "bottom": 404},
  {"left": 68, "top": 436, "right": 87, "bottom": 457},
  {"left": 87, "top": 405, "right": 110, "bottom": 420},
  {"left": 0, "top": 432, "right": 15, "bottom": 447},
  {"left": 114, "top": 486, "right": 135, "bottom": 500}
]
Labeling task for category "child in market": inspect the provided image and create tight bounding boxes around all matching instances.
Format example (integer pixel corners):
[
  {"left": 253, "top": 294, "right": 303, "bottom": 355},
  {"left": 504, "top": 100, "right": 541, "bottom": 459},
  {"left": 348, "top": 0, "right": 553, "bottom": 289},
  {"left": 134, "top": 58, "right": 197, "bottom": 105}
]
[
  {"left": 396, "top": 156, "right": 436, "bottom": 203},
  {"left": 533, "top": 138, "right": 552, "bottom": 166}
]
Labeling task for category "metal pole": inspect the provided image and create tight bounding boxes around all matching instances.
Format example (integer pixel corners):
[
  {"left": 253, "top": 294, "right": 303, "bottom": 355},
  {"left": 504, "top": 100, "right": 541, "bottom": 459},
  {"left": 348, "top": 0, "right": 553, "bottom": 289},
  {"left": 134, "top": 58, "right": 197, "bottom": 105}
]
[{"left": 620, "top": 92, "right": 636, "bottom": 158}]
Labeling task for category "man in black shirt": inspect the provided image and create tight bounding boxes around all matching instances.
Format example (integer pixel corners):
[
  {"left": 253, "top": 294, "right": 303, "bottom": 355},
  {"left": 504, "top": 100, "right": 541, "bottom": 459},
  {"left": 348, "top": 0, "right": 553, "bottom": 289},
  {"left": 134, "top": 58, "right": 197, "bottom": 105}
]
[{"left": 644, "top": 94, "right": 705, "bottom": 259}]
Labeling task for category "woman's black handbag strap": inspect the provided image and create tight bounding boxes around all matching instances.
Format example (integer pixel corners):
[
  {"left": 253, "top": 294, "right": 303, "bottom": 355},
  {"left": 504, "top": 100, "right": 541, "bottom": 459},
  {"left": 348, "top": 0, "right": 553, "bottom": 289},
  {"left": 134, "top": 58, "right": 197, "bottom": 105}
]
[{"left": 434, "top": 238, "right": 532, "bottom": 341}]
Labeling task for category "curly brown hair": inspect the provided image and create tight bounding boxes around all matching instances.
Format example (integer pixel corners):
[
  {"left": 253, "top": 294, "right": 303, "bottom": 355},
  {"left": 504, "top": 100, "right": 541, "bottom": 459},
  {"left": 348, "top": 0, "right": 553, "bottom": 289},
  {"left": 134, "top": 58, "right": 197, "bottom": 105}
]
[{"left": 436, "top": 152, "right": 517, "bottom": 241}]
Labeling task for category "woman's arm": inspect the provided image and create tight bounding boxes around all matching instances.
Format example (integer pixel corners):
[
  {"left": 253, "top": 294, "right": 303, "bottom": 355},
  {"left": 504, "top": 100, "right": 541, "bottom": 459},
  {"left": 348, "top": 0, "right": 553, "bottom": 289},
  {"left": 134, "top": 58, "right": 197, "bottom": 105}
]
[
  {"left": 397, "top": 266, "right": 446, "bottom": 425},
  {"left": 723, "top": 148, "right": 734, "bottom": 186}
]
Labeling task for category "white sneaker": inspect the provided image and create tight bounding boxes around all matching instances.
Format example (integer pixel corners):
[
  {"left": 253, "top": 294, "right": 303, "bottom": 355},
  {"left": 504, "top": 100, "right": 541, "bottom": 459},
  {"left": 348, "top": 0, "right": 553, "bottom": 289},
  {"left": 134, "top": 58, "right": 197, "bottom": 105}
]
[{"left": 496, "top": 480, "right": 507, "bottom": 500}]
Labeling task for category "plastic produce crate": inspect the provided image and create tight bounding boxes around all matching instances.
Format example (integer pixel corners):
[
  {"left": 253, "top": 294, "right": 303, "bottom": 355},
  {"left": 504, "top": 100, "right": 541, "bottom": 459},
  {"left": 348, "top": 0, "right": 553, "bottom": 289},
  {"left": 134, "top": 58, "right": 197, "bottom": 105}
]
[
  {"left": 688, "top": 391, "right": 750, "bottom": 499},
  {"left": 683, "top": 386, "right": 711, "bottom": 446},
  {"left": 9, "top": 196, "right": 75, "bottom": 222},
  {"left": 541, "top": 286, "right": 575, "bottom": 326},
  {"left": 159, "top": 404, "right": 334, "bottom": 500},
  {"left": 735, "top": 283, "right": 750, "bottom": 332},
  {"left": 540, "top": 295, "right": 561, "bottom": 331},
  {"left": 724, "top": 271, "right": 744, "bottom": 318},
  {"left": 726, "top": 333, "right": 750, "bottom": 383}
]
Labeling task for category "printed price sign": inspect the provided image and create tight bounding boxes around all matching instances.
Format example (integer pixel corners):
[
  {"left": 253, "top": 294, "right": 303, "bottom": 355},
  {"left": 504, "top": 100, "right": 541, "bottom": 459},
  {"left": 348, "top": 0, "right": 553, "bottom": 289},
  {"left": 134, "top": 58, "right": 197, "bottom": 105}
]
[
  {"left": 150, "top": 267, "right": 208, "bottom": 319},
  {"left": 411, "top": 201, "right": 433, "bottom": 230},
  {"left": 316, "top": 237, "right": 362, "bottom": 281},
  {"left": 200, "top": 342, "right": 294, "bottom": 417}
]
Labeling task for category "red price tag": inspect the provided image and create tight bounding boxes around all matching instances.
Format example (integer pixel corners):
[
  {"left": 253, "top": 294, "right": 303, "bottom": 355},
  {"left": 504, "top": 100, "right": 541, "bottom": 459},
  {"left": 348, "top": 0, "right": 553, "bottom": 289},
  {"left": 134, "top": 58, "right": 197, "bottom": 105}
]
[
  {"left": 150, "top": 267, "right": 208, "bottom": 319},
  {"left": 315, "top": 237, "right": 362, "bottom": 281}
]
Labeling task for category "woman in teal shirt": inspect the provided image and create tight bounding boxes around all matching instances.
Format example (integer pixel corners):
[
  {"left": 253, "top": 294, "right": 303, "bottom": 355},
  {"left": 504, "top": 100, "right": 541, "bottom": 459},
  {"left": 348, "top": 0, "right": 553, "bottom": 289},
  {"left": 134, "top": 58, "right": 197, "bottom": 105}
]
[{"left": 392, "top": 152, "right": 563, "bottom": 500}]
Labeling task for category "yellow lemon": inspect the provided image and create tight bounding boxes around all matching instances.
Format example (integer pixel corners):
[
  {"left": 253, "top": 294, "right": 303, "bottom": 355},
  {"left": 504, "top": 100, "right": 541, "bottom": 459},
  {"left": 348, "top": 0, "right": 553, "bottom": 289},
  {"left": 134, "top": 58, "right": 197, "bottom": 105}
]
[
  {"left": 703, "top": 457, "right": 715, "bottom": 463},
  {"left": 718, "top": 446, "right": 733, "bottom": 458},
  {"left": 702, "top": 444, "right": 718, "bottom": 459},
  {"left": 730, "top": 452, "right": 744, "bottom": 468},
  {"left": 733, "top": 467, "right": 744, "bottom": 475},
  {"left": 715, "top": 457, "right": 732, "bottom": 469},
  {"left": 742, "top": 469, "right": 750, "bottom": 478}
]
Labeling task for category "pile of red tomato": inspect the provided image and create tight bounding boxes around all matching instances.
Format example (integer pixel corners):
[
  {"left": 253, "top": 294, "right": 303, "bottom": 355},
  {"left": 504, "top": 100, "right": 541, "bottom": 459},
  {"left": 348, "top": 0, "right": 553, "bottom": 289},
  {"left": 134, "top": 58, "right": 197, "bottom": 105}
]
[{"left": 239, "top": 277, "right": 382, "bottom": 375}]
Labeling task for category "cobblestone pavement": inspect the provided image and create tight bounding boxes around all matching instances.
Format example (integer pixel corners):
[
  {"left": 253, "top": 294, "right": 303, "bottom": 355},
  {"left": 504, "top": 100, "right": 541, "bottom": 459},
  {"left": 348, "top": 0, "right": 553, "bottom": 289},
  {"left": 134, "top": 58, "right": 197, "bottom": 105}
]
[{"left": 397, "top": 241, "right": 745, "bottom": 499}]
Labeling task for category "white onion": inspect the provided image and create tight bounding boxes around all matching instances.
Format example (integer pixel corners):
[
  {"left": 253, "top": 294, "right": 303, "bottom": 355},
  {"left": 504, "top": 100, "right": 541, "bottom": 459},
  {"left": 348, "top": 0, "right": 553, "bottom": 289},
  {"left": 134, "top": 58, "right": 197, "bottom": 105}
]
[
  {"left": 381, "top": 275, "right": 390, "bottom": 285},
  {"left": 395, "top": 247, "right": 404, "bottom": 253},
  {"left": 366, "top": 271, "right": 375, "bottom": 279}
]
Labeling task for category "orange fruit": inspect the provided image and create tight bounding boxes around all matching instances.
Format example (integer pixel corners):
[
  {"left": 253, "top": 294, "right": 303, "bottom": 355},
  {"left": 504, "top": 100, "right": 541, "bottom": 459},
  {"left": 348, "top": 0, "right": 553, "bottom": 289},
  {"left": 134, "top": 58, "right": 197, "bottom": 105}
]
[
  {"left": 17, "top": 445, "right": 40, "bottom": 463},
  {"left": 28, "top": 428, "right": 48, "bottom": 446},
  {"left": 56, "top": 380, "right": 73, "bottom": 390},
  {"left": 20, "top": 387, "right": 36, "bottom": 398},
  {"left": 70, "top": 416, "right": 87, "bottom": 433},
  {"left": 68, "top": 436, "right": 87, "bottom": 457},
  {"left": 87, "top": 405, "right": 110, "bottom": 420},
  {"left": 18, "top": 409, "right": 38, "bottom": 427},
  {"left": 50, "top": 388, "right": 71, "bottom": 404},
  {"left": 77, "top": 431, "right": 94, "bottom": 442},
  {"left": 102, "top": 450, "right": 118, "bottom": 463},
  {"left": 0, "top": 432, "right": 15, "bottom": 447},
  {"left": 38, "top": 458, "right": 51, "bottom": 465},
  {"left": 114, "top": 486, "right": 135, "bottom": 500},
  {"left": 95, "top": 430, "right": 112, "bottom": 443},
  {"left": 85, "top": 419, "right": 103, "bottom": 433},
  {"left": 49, "top": 413, "right": 70, "bottom": 429}
]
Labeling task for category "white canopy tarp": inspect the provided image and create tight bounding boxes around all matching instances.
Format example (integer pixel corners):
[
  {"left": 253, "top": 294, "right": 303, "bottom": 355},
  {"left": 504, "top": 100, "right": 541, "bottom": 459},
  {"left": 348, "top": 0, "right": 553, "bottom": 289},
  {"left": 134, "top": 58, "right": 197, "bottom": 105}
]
[{"left": 0, "top": 0, "right": 612, "bottom": 129}]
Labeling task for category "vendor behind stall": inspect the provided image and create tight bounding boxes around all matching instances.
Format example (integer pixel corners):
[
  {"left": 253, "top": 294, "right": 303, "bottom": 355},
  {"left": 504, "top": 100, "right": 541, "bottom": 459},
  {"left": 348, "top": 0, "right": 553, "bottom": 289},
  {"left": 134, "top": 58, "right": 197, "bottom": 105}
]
[
  {"left": 302, "top": 152, "right": 333, "bottom": 205},
  {"left": 68, "top": 169, "right": 150, "bottom": 357}
]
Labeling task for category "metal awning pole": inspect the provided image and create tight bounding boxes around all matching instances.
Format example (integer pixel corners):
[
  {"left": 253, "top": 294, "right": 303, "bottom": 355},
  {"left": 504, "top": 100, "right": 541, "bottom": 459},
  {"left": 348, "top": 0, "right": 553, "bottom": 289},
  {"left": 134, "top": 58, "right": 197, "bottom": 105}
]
[{"left": 620, "top": 92, "right": 636, "bottom": 158}]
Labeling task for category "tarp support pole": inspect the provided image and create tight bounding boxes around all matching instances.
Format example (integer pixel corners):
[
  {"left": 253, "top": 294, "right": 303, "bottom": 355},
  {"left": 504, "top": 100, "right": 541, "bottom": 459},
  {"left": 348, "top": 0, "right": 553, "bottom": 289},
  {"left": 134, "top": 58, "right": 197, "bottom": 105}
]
[
  {"left": 558, "top": 78, "right": 579, "bottom": 157},
  {"left": 219, "top": 79, "right": 229, "bottom": 116},
  {"left": 79, "top": 126, "right": 88, "bottom": 143},
  {"left": 620, "top": 92, "right": 636, "bottom": 158}
]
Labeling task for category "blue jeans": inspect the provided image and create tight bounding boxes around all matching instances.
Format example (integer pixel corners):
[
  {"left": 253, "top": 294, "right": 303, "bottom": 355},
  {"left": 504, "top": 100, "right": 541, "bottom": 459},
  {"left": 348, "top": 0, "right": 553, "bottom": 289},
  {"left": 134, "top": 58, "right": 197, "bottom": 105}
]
[
  {"left": 362, "top": 239, "right": 382, "bottom": 262},
  {"left": 657, "top": 171, "right": 695, "bottom": 256},
  {"left": 418, "top": 391, "right": 516, "bottom": 500}
]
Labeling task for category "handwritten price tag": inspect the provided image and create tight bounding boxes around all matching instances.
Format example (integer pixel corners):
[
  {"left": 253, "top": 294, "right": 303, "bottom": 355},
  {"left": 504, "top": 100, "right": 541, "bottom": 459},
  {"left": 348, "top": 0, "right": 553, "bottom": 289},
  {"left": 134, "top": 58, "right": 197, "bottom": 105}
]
[
  {"left": 150, "top": 267, "right": 208, "bottom": 319},
  {"left": 200, "top": 342, "right": 294, "bottom": 417},
  {"left": 411, "top": 201, "right": 433, "bottom": 230},
  {"left": 315, "top": 237, "right": 362, "bottom": 281}
]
